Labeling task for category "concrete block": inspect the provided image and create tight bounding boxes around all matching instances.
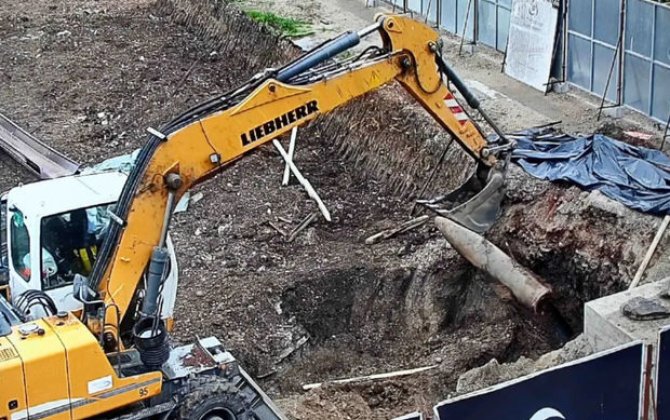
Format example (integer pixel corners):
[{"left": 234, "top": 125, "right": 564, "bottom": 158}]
[
  {"left": 552, "top": 82, "right": 570, "bottom": 94},
  {"left": 587, "top": 190, "right": 629, "bottom": 218},
  {"left": 584, "top": 277, "right": 670, "bottom": 352},
  {"left": 601, "top": 106, "right": 625, "bottom": 119},
  {"left": 584, "top": 302, "right": 635, "bottom": 352},
  {"left": 459, "top": 43, "right": 475, "bottom": 55}
]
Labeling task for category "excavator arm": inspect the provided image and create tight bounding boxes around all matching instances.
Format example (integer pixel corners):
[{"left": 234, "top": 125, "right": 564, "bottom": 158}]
[{"left": 86, "top": 14, "right": 510, "bottom": 347}]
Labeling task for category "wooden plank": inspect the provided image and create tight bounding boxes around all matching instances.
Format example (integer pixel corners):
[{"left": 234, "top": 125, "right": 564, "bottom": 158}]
[
  {"left": 0, "top": 111, "right": 79, "bottom": 179},
  {"left": 302, "top": 364, "right": 438, "bottom": 391},
  {"left": 629, "top": 215, "right": 670, "bottom": 289}
]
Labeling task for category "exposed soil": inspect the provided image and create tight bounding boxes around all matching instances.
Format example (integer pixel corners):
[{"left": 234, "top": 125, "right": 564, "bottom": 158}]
[{"left": 0, "top": 1, "right": 665, "bottom": 418}]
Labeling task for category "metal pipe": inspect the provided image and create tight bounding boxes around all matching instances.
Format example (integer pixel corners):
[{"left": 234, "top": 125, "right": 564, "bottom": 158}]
[
  {"left": 661, "top": 111, "right": 670, "bottom": 151},
  {"left": 437, "top": 55, "right": 508, "bottom": 144},
  {"left": 142, "top": 247, "right": 170, "bottom": 317},
  {"left": 277, "top": 32, "right": 362, "bottom": 82},
  {"left": 435, "top": 216, "right": 552, "bottom": 311},
  {"left": 437, "top": 55, "right": 479, "bottom": 109},
  {"left": 276, "top": 21, "right": 381, "bottom": 84},
  {"left": 158, "top": 190, "right": 175, "bottom": 249},
  {"left": 357, "top": 22, "right": 382, "bottom": 38},
  {"left": 616, "top": 0, "right": 625, "bottom": 106},
  {"left": 597, "top": 35, "right": 621, "bottom": 121}
]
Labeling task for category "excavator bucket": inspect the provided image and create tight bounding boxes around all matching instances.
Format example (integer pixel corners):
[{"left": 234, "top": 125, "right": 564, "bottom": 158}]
[{"left": 417, "top": 164, "right": 505, "bottom": 234}]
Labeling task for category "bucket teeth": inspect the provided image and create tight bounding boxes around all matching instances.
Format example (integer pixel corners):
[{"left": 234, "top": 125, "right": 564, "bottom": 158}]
[{"left": 419, "top": 166, "right": 506, "bottom": 233}]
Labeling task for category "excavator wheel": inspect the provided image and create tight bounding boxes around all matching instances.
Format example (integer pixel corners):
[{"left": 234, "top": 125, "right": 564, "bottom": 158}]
[{"left": 178, "top": 376, "right": 254, "bottom": 420}]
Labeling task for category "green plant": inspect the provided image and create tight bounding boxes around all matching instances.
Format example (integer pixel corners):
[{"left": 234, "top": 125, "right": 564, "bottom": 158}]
[{"left": 245, "top": 10, "right": 314, "bottom": 38}]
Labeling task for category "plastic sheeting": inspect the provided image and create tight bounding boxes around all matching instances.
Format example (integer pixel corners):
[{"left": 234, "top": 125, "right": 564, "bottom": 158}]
[
  {"left": 80, "top": 149, "right": 140, "bottom": 175},
  {"left": 512, "top": 131, "right": 670, "bottom": 214}
]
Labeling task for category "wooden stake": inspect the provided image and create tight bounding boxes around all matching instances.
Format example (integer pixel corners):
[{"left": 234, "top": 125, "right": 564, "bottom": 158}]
[
  {"left": 630, "top": 215, "right": 670, "bottom": 290},
  {"left": 365, "top": 215, "right": 430, "bottom": 245},
  {"left": 282, "top": 127, "right": 298, "bottom": 186},
  {"left": 268, "top": 221, "right": 287, "bottom": 237},
  {"left": 172, "top": 58, "right": 200, "bottom": 96},
  {"left": 410, "top": 137, "right": 454, "bottom": 216},
  {"left": 458, "top": 0, "right": 474, "bottom": 56},
  {"left": 288, "top": 212, "right": 317, "bottom": 243},
  {"left": 273, "top": 140, "right": 331, "bottom": 222},
  {"left": 302, "top": 364, "right": 438, "bottom": 391}
]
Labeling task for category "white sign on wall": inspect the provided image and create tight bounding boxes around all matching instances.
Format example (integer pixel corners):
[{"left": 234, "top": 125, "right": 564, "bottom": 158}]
[{"left": 504, "top": 0, "right": 559, "bottom": 91}]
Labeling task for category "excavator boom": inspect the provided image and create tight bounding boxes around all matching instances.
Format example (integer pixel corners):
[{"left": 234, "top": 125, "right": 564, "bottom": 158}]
[{"left": 88, "top": 14, "right": 508, "bottom": 348}]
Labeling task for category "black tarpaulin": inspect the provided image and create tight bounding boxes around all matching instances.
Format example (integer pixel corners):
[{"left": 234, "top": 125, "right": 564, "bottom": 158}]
[{"left": 511, "top": 131, "right": 670, "bottom": 214}]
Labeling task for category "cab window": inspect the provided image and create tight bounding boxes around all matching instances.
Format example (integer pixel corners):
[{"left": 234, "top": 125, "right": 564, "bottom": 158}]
[
  {"left": 9, "top": 209, "right": 30, "bottom": 282},
  {"left": 40, "top": 203, "right": 113, "bottom": 291}
]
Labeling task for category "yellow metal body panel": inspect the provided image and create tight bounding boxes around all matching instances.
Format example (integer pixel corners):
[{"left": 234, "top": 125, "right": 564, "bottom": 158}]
[
  {"left": 0, "top": 314, "right": 162, "bottom": 420},
  {"left": 0, "top": 336, "right": 28, "bottom": 420},
  {"left": 6, "top": 319, "right": 71, "bottom": 420},
  {"left": 96, "top": 14, "right": 495, "bottom": 335},
  {"left": 165, "top": 316, "right": 175, "bottom": 332},
  {"left": 44, "top": 314, "right": 162, "bottom": 419}
]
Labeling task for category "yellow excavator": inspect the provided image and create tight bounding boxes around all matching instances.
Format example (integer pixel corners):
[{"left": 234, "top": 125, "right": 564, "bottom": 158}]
[{"left": 0, "top": 13, "right": 512, "bottom": 420}]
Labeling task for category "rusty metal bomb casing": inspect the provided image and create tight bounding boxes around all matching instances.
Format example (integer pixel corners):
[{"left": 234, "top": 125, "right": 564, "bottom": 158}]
[{"left": 435, "top": 216, "right": 552, "bottom": 311}]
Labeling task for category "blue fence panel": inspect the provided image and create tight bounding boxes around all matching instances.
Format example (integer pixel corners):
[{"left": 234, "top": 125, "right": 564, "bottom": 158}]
[
  {"left": 408, "top": 0, "right": 422, "bottom": 13},
  {"left": 656, "top": 6, "right": 670, "bottom": 66},
  {"left": 433, "top": 342, "right": 644, "bottom": 420},
  {"left": 567, "top": 0, "right": 594, "bottom": 92},
  {"left": 478, "top": 0, "right": 497, "bottom": 46},
  {"left": 567, "top": 34, "right": 592, "bottom": 89},
  {"left": 594, "top": 0, "right": 619, "bottom": 45},
  {"left": 657, "top": 326, "right": 670, "bottom": 419},
  {"left": 623, "top": 0, "right": 670, "bottom": 121},
  {"left": 566, "top": 0, "right": 621, "bottom": 101},
  {"left": 456, "top": 0, "right": 475, "bottom": 39},
  {"left": 423, "top": 0, "right": 439, "bottom": 22},
  {"left": 625, "top": 0, "right": 653, "bottom": 56},
  {"left": 593, "top": 43, "right": 619, "bottom": 102},
  {"left": 438, "top": 0, "right": 475, "bottom": 40},
  {"left": 652, "top": 4, "right": 670, "bottom": 121},
  {"left": 652, "top": 63, "right": 670, "bottom": 121},
  {"left": 440, "top": 0, "right": 458, "bottom": 32},
  {"left": 624, "top": 53, "right": 651, "bottom": 113},
  {"left": 623, "top": 0, "right": 652, "bottom": 115},
  {"left": 497, "top": 6, "right": 511, "bottom": 51},
  {"left": 477, "top": 0, "right": 511, "bottom": 51},
  {"left": 568, "top": 0, "right": 592, "bottom": 36}
]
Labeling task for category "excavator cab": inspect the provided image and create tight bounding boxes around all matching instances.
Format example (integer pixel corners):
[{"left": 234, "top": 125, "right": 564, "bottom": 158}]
[{"left": 0, "top": 172, "right": 180, "bottom": 322}]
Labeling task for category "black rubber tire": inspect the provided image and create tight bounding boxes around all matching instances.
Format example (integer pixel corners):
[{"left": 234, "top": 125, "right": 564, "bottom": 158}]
[{"left": 178, "top": 376, "right": 254, "bottom": 420}]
